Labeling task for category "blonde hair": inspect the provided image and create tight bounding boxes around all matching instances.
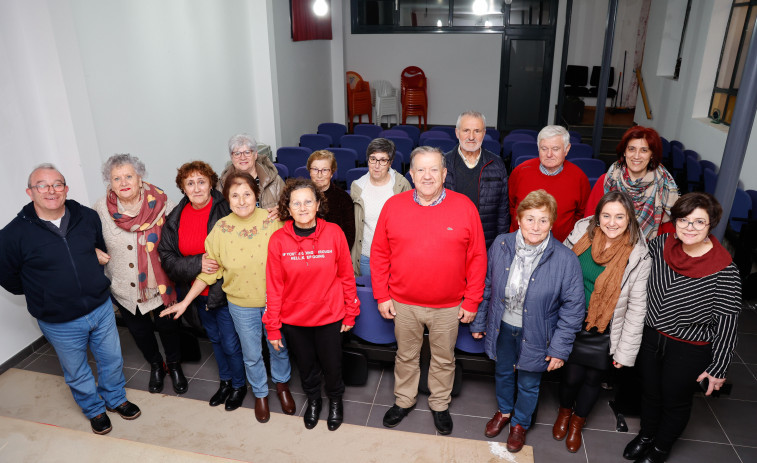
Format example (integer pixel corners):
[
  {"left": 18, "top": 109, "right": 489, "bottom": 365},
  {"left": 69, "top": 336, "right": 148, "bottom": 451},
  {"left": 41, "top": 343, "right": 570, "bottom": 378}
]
[{"left": 516, "top": 189, "right": 557, "bottom": 224}]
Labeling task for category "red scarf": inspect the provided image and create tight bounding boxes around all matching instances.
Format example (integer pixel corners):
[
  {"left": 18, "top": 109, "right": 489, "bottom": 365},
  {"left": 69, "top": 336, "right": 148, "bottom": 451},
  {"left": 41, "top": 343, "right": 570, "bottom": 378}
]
[
  {"left": 662, "top": 233, "right": 732, "bottom": 278},
  {"left": 107, "top": 182, "right": 177, "bottom": 307}
]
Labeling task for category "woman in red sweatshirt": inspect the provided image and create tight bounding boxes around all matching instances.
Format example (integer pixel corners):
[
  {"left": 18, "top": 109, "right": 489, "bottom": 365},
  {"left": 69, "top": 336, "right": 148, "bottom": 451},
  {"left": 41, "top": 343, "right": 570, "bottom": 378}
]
[{"left": 263, "top": 178, "right": 360, "bottom": 432}]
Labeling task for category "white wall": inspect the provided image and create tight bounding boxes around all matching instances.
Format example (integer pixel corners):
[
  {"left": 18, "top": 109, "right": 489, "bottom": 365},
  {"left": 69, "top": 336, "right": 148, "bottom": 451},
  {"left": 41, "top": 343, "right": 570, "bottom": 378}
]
[
  {"left": 270, "top": 0, "right": 335, "bottom": 147},
  {"left": 635, "top": 0, "right": 757, "bottom": 191}
]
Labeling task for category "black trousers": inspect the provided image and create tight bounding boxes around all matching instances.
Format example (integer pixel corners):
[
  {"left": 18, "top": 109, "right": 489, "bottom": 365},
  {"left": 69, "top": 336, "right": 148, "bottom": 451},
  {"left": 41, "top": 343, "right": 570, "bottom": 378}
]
[
  {"left": 114, "top": 299, "right": 182, "bottom": 364},
  {"left": 282, "top": 321, "right": 344, "bottom": 401},
  {"left": 637, "top": 325, "right": 711, "bottom": 451},
  {"left": 558, "top": 361, "right": 605, "bottom": 417}
]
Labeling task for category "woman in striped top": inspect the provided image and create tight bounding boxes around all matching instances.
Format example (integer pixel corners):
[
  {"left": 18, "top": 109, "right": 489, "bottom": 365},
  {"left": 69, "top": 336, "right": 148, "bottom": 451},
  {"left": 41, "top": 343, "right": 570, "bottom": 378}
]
[{"left": 623, "top": 192, "right": 741, "bottom": 463}]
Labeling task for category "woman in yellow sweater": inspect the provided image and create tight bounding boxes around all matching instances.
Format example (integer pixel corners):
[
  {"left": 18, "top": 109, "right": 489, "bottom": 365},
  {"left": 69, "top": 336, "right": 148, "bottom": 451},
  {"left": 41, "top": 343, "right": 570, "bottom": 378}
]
[{"left": 161, "top": 172, "right": 295, "bottom": 424}]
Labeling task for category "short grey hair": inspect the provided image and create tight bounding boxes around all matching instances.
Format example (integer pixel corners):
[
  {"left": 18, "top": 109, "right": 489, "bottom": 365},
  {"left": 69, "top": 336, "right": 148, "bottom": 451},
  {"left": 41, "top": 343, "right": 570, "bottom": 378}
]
[
  {"left": 28, "top": 163, "right": 65, "bottom": 188},
  {"left": 101, "top": 154, "right": 147, "bottom": 183},
  {"left": 409, "top": 146, "right": 446, "bottom": 170},
  {"left": 228, "top": 133, "right": 257, "bottom": 156},
  {"left": 537, "top": 125, "right": 570, "bottom": 149},
  {"left": 455, "top": 111, "right": 486, "bottom": 129}
]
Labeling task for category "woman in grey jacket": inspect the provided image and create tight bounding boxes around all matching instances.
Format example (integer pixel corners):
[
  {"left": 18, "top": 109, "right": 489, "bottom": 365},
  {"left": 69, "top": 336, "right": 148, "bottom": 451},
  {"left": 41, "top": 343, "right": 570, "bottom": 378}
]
[
  {"left": 554, "top": 191, "right": 651, "bottom": 453},
  {"left": 470, "top": 189, "right": 584, "bottom": 453}
]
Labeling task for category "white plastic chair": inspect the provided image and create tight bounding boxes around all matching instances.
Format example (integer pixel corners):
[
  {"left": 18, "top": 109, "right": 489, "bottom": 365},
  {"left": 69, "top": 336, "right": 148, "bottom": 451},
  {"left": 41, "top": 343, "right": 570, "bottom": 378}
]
[{"left": 372, "top": 80, "right": 400, "bottom": 127}]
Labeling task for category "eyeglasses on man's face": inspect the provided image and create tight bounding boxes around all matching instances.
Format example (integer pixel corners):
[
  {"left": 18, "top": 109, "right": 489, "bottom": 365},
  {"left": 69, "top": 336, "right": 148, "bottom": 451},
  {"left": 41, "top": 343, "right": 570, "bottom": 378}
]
[{"left": 32, "top": 182, "right": 66, "bottom": 193}]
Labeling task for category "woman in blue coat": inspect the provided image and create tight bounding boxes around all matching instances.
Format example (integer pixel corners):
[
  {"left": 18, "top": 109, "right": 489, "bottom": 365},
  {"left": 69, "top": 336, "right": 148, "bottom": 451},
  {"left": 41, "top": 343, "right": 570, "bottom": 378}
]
[{"left": 471, "top": 189, "right": 584, "bottom": 453}]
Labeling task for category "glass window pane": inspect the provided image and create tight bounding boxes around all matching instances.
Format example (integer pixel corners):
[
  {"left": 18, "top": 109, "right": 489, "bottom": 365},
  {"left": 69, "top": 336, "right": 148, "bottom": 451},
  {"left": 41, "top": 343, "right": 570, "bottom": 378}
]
[
  {"left": 453, "top": 0, "right": 505, "bottom": 27},
  {"left": 356, "top": 0, "right": 395, "bottom": 26},
  {"left": 398, "top": 0, "right": 450, "bottom": 27},
  {"left": 734, "top": 6, "right": 757, "bottom": 88},
  {"left": 508, "top": 0, "right": 553, "bottom": 26},
  {"left": 716, "top": 5, "right": 748, "bottom": 88}
]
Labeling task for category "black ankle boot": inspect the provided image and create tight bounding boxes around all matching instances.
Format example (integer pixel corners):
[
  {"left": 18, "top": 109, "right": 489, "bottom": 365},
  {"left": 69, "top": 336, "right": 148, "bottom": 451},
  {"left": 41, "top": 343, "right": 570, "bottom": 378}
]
[
  {"left": 148, "top": 361, "right": 166, "bottom": 393},
  {"left": 304, "top": 398, "right": 322, "bottom": 429},
  {"left": 209, "top": 380, "right": 232, "bottom": 406},
  {"left": 624, "top": 434, "right": 655, "bottom": 460},
  {"left": 225, "top": 386, "right": 247, "bottom": 411},
  {"left": 635, "top": 447, "right": 669, "bottom": 463},
  {"left": 166, "top": 362, "right": 188, "bottom": 394},
  {"left": 326, "top": 398, "right": 344, "bottom": 431}
]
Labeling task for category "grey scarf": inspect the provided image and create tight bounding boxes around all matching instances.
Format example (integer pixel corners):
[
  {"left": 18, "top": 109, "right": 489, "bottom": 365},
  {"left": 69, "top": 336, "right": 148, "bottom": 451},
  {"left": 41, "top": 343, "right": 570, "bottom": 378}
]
[{"left": 503, "top": 231, "right": 549, "bottom": 325}]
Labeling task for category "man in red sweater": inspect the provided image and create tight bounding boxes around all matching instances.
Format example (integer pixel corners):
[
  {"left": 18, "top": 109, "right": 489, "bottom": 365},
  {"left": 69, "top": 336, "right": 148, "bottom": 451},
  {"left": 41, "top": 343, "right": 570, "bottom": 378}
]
[
  {"left": 370, "top": 147, "right": 487, "bottom": 436},
  {"left": 508, "top": 125, "right": 590, "bottom": 241}
]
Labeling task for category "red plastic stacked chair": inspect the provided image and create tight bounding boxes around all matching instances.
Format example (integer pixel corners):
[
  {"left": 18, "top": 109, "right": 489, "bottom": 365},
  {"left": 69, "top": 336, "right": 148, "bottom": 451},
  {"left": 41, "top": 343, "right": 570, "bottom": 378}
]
[
  {"left": 400, "top": 66, "right": 427, "bottom": 130},
  {"left": 346, "top": 71, "right": 372, "bottom": 132}
]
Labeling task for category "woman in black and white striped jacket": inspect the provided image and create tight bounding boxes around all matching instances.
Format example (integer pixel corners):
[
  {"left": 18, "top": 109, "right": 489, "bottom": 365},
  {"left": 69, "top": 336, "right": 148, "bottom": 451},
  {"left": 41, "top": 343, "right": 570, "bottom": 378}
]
[{"left": 623, "top": 192, "right": 741, "bottom": 463}]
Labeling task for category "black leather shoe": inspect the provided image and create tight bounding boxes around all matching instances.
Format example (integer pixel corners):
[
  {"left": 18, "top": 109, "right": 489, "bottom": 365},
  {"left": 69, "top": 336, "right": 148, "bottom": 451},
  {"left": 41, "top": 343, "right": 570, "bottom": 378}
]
[
  {"left": 382, "top": 404, "right": 414, "bottom": 428},
  {"left": 624, "top": 434, "right": 655, "bottom": 460},
  {"left": 327, "top": 398, "right": 344, "bottom": 431},
  {"left": 148, "top": 361, "right": 166, "bottom": 393},
  {"left": 304, "top": 398, "right": 322, "bottom": 429},
  {"left": 432, "top": 409, "right": 453, "bottom": 435},
  {"left": 90, "top": 413, "right": 112, "bottom": 435},
  {"left": 166, "top": 362, "right": 188, "bottom": 394},
  {"left": 210, "top": 380, "right": 233, "bottom": 407},
  {"left": 106, "top": 401, "right": 141, "bottom": 420},
  {"left": 635, "top": 446, "right": 669, "bottom": 463},
  {"left": 225, "top": 386, "right": 247, "bottom": 411}
]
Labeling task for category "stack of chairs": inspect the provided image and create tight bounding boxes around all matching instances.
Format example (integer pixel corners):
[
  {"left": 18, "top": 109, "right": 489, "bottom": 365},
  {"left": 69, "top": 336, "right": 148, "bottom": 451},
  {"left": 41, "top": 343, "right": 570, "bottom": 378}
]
[
  {"left": 401, "top": 66, "right": 428, "bottom": 130},
  {"left": 346, "top": 71, "right": 372, "bottom": 131}
]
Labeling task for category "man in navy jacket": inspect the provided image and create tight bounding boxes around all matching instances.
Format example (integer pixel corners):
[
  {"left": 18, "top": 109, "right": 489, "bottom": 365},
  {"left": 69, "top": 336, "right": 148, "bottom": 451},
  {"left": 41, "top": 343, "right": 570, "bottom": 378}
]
[
  {"left": 444, "top": 111, "right": 509, "bottom": 247},
  {"left": 0, "top": 164, "right": 140, "bottom": 435}
]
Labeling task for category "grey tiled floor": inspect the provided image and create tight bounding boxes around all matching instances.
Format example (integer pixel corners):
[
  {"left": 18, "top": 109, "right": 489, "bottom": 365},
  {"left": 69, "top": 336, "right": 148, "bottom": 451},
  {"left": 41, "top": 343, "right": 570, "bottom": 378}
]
[{"left": 12, "top": 306, "right": 757, "bottom": 462}]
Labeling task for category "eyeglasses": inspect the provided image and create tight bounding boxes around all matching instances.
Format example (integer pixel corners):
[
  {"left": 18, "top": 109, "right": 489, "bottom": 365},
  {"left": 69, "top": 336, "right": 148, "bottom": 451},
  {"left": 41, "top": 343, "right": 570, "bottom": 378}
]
[
  {"left": 231, "top": 150, "right": 254, "bottom": 158},
  {"left": 309, "top": 168, "right": 332, "bottom": 176},
  {"left": 626, "top": 146, "right": 651, "bottom": 155},
  {"left": 675, "top": 218, "right": 709, "bottom": 230},
  {"left": 368, "top": 156, "right": 390, "bottom": 166},
  {"left": 32, "top": 182, "right": 66, "bottom": 193},
  {"left": 290, "top": 199, "right": 315, "bottom": 209}
]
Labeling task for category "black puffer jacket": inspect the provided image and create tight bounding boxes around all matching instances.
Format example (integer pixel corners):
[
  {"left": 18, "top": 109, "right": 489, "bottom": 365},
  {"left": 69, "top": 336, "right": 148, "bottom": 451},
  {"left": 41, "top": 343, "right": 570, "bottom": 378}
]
[
  {"left": 444, "top": 147, "right": 510, "bottom": 248},
  {"left": 158, "top": 189, "right": 231, "bottom": 309}
]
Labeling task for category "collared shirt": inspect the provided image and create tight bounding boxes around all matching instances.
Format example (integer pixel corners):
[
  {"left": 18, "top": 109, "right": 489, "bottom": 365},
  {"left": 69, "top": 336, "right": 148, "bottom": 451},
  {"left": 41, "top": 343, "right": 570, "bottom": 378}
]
[
  {"left": 458, "top": 147, "right": 481, "bottom": 169},
  {"left": 540, "top": 163, "right": 564, "bottom": 176},
  {"left": 413, "top": 188, "right": 446, "bottom": 206}
]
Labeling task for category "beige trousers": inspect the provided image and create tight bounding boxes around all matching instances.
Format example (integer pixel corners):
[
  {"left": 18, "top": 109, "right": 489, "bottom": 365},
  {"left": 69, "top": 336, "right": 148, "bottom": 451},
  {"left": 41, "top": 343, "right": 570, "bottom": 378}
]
[{"left": 392, "top": 300, "right": 460, "bottom": 412}]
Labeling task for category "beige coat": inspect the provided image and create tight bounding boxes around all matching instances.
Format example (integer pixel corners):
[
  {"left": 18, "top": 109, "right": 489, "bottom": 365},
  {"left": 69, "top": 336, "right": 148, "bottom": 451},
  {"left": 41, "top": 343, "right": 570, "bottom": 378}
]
[
  {"left": 349, "top": 170, "right": 412, "bottom": 276},
  {"left": 217, "top": 155, "right": 284, "bottom": 210},
  {"left": 564, "top": 217, "right": 651, "bottom": 367},
  {"left": 94, "top": 195, "right": 175, "bottom": 315}
]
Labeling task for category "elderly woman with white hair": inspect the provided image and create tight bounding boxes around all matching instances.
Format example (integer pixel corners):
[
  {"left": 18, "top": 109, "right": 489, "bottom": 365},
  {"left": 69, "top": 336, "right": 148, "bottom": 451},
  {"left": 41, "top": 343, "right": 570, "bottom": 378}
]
[
  {"left": 93, "top": 154, "right": 186, "bottom": 395},
  {"left": 218, "top": 133, "right": 284, "bottom": 217}
]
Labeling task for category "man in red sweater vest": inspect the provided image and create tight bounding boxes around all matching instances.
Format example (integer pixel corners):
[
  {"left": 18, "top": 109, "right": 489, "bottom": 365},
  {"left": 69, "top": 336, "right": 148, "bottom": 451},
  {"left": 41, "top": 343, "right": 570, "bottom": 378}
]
[
  {"left": 509, "top": 125, "right": 590, "bottom": 241},
  {"left": 370, "top": 147, "right": 487, "bottom": 436}
]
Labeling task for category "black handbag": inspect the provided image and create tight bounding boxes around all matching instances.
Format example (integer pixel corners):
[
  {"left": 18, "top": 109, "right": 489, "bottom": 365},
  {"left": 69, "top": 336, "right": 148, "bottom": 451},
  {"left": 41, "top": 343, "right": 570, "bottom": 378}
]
[{"left": 568, "top": 328, "right": 611, "bottom": 370}]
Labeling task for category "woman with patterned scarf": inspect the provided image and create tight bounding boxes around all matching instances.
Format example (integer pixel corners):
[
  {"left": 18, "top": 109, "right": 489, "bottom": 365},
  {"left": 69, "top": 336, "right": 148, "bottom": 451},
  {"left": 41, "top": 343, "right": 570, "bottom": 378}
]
[
  {"left": 555, "top": 191, "right": 652, "bottom": 453},
  {"left": 584, "top": 126, "right": 679, "bottom": 241},
  {"left": 94, "top": 154, "right": 186, "bottom": 395}
]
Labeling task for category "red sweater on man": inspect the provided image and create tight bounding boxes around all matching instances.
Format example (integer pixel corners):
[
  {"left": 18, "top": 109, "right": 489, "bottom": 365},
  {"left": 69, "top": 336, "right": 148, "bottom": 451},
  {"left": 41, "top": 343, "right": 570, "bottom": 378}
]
[
  {"left": 264, "top": 219, "right": 359, "bottom": 340},
  {"left": 508, "top": 158, "right": 590, "bottom": 241},
  {"left": 370, "top": 190, "right": 487, "bottom": 312}
]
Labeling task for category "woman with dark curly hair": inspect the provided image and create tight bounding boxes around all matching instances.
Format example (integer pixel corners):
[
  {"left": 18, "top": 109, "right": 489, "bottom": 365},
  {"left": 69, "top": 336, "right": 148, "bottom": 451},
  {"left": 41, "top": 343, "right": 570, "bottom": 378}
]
[
  {"left": 263, "top": 178, "right": 360, "bottom": 432},
  {"left": 585, "top": 126, "right": 679, "bottom": 241},
  {"left": 161, "top": 172, "right": 295, "bottom": 424},
  {"left": 623, "top": 192, "right": 741, "bottom": 463},
  {"left": 157, "top": 161, "right": 247, "bottom": 410}
]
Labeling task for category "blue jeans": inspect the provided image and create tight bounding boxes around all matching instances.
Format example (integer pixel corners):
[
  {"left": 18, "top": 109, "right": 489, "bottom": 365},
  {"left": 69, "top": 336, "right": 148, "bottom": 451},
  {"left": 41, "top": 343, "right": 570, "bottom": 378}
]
[
  {"left": 196, "top": 296, "right": 246, "bottom": 388},
  {"left": 227, "top": 303, "right": 291, "bottom": 397},
  {"left": 494, "top": 320, "right": 543, "bottom": 429},
  {"left": 37, "top": 298, "right": 127, "bottom": 419},
  {"left": 360, "top": 254, "right": 370, "bottom": 278}
]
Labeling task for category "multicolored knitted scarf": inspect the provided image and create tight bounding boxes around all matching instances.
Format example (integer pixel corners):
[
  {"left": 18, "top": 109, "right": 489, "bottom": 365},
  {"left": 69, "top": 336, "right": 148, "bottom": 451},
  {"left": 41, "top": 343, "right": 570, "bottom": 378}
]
[
  {"left": 605, "top": 162, "right": 679, "bottom": 241},
  {"left": 106, "top": 182, "right": 177, "bottom": 307}
]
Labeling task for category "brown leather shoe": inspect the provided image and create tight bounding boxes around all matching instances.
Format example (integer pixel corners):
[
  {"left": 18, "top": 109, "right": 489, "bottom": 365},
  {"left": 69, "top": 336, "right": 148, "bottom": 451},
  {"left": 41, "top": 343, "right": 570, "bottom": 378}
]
[
  {"left": 552, "top": 407, "right": 573, "bottom": 440},
  {"left": 254, "top": 397, "right": 270, "bottom": 423},
  {"left": 484, "top": 411, "right": 511, "bottom": 438},
  {"left": 565, "top": 415, "right": 586, "bottom": 453},
  {"left": 506, "top": 424, "right": 527, "bottom": 453},
  {"left": 276, "top": 382, "right": 296, "bottom": 415}
]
